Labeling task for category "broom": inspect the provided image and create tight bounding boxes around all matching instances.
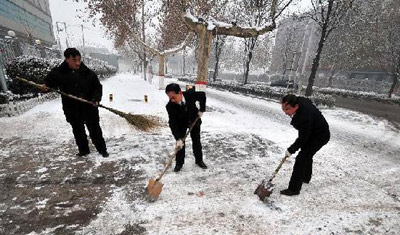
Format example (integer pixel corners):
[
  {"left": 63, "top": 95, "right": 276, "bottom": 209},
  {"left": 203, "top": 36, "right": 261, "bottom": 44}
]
[{"left": 16, "top": 76, "right": 159, "bottom": 131}]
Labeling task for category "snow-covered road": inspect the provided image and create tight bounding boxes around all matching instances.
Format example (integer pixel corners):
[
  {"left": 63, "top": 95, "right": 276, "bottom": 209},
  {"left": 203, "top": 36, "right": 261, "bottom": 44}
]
[{"left": 0, "top": 73, "right": 399, "bottom": 235}]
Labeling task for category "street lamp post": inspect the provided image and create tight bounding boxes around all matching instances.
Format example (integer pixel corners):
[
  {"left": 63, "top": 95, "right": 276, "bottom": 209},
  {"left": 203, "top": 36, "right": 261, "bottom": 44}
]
[{"left": 0, "top": 48, "right": 8, "bottom": 93}]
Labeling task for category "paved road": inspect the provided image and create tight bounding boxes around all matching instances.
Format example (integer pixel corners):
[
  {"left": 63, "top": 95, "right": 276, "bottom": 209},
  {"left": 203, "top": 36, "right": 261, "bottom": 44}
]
[{"left": 335, "top": 96, "right": 400, "bottom": 128}]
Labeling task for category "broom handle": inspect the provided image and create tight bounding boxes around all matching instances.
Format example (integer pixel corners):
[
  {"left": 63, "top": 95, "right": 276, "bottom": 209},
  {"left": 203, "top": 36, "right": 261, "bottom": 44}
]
[
  {"left": 16, "top": 76, "right": 114, "bottom": 111},
  {"left": 156, "top": 116, "right": 201, "bottom": 181},
  {"left": 267, "top": 154, "right": 289, "bottom": 183}
]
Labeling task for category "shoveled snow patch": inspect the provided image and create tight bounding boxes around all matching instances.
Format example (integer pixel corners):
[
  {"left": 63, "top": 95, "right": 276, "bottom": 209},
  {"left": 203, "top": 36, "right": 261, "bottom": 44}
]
[{"left": 77, "top": 187, "right": 146, "bottom": 234}]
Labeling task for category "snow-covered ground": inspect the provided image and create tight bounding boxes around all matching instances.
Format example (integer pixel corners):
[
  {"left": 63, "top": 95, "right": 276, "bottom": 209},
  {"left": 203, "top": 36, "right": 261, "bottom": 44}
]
[{"left": 0, "top": 73, "right": 399, "bottom": 235}]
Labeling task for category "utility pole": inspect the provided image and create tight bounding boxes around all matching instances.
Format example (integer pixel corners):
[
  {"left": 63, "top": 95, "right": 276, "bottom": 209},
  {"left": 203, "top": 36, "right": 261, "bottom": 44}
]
[
  {"left": 297, "top": 20, "right": 315, "bottom": 95},
  {"left": 141, "top": 0, "right": 147, "bottom": 81},
  {"left": 81, "top": 24, "right": 85, "bottom": 61},
  {"left": 182, "top": 47, "right": 186, "bottom": 75},
  {"left": 0, "top": 55, "right": 8, "bottom": 93},
  {"left": 63, "top": 22, "right": 70, "bottom": 48},
  {"left": 55, "top": 22, "right": 62, "bottom": 55},
  {"left": 56, "top": 21, "right": 70, "bottom": 48}
]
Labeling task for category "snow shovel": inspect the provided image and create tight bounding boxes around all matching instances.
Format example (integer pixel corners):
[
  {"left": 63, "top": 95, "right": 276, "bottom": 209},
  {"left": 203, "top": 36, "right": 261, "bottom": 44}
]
[
  {"left": 16, "top": 76, "right": 159, "bottom": 131},
  {"left": 254, "top": 153, "right": 290, "bottom": 201},
  {"left": 146, "top": 116, "right": 201, "bottom": 202}
]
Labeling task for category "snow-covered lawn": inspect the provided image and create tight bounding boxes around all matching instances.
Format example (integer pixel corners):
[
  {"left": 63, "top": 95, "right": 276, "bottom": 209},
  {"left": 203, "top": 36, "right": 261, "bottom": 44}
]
[{"left": 0, "top": 73, "right": 399, "bottom": 234}]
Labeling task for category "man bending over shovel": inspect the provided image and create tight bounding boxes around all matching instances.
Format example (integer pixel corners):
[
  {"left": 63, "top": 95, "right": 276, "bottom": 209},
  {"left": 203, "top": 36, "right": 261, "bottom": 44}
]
[
  {"left": 280, "top": 94, "right": 330, "bottom": 196},
  {"left": 165, "top": 83, "right": 207, "bottom": 172}
]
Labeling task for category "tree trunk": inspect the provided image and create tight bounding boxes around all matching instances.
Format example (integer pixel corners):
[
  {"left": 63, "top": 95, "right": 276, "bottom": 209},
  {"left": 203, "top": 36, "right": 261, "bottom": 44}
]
[
  {"left": 158, "top": 55, "right": 165, "bottom": 77},
  {"left": 182, "top": 47, "right": 186, "bottom": 75},
  {"left": 212, "top": 36, "right": 224, "bottom": 82},
  {"left": 243, "top": 38, "right": 257, "bottom": 85},
  {"left": 196, "top": 26, "right": 214, "bottom": 83},
  {"left": 305, "top": 1, "right": 333, "bottom": 97},
  {"left": 212, "top": 52, "right": 220, "bottom": 82},
  {"left": 141, "top": 0, "right": 147, "bottom": 81},
  {"left": 388, "top": 66, "right": 399, "bottom": 98}
]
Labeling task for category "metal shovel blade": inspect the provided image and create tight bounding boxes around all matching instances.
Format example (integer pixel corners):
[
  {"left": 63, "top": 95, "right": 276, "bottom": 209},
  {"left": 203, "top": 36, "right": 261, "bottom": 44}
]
[
  {"left": 254, "top": 181, "right": 275, "bottom": 201},
  {"left": 146, "top": 178, "right": 163, "bottom": 202}
]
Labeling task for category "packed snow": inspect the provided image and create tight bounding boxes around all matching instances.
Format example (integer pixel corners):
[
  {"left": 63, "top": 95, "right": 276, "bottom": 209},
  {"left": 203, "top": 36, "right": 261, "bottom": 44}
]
[{"left": 0, "top": 73, "right": 399, "bottom": 234}]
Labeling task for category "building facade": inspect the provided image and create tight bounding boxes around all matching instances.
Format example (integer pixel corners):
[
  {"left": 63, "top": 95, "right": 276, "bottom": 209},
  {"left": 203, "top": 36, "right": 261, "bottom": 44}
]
[{"left": 0, "top": 0, "right": 55, "bottom": 46}]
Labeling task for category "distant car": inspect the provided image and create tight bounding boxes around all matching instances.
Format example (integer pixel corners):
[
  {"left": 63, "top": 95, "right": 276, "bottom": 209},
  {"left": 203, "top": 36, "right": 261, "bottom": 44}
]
[{"left": 270, "top": 79, "right": 298, "bottom": 89}]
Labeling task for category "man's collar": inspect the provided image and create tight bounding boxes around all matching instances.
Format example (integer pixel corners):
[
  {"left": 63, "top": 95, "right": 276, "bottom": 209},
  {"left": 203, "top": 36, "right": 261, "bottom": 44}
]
[{"left": 179, "top": 95, "right": 186, "bottom": 105}]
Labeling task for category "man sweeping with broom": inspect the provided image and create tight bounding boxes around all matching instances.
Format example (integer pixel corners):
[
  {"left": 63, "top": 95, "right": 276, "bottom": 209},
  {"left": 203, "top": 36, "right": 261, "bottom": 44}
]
[
  {"left": 280, "top": 94, "right": 330, "bottom": 196},
  {"left": 165, "top": 83, "right": 207, "bottom": 172},
  {"left": 40, "top": 48, "right": 109, "bottom": 158}
]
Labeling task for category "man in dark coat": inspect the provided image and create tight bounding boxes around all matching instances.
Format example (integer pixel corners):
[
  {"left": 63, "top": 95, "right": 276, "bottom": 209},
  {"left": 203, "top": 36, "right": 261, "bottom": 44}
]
[
  {"left": 41, "top": 48, "right": 109, "bottom": 157},
  {"left": 280, "top": 94, "right": 330, "bottom": 196},
  {"left": 165, "top": 83, "right": 207, "bottom": 172}
]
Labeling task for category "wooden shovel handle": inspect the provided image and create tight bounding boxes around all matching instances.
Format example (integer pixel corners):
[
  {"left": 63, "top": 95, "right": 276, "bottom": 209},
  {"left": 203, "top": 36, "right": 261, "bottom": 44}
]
[
  {"left": 268, "top": 154, "right": 289, "bottom": 183},
  {"left": 156, "top": 116, "right": 201, "bottom": 181}
]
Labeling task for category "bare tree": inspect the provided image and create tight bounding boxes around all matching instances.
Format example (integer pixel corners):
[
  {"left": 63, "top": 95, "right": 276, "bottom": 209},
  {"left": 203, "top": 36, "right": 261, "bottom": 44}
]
[
  {"left": 304, "top": 0, "right": 354, "bottom": 96},
  {"left": 180, "top": 0, "right": 293, "bottom": 83},
  {"left": 320, "top": 0, "right": 400, "bottom": 97},
  {"left": 87, "top": 0, "right": 193, "bottom": 77},
  {"left": 373, "top": 0, "right": 400, "bottom": 97},
  {"left": 211, "top": 35, "right": 226, "bottom": 82},
  {"left": 251, "top": 34, "right": 273, "bottom": 79}
]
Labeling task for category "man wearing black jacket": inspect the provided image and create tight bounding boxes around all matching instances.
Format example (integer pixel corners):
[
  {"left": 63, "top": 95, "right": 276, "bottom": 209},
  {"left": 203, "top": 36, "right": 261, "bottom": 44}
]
[
  {"left": 41, "top": 48, "right": 108, "bottom": 157},
  {"left": 165, "top": 83, "right": 207, "bottom": 172},
  {"left": 280, "top": 94, "right": 330, "bottom": 196}
]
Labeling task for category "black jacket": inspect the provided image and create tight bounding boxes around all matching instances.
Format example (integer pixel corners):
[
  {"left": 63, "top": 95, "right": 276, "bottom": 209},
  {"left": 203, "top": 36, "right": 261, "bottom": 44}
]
[
  {"left": 45, "top": 61, "right": 102, "bottom": 122},
  {"left": 288, "top": 97, "right": 330, "bottom": 154},
  {"left": 166, "top": 90, "right": 206, "bottom": 140}
]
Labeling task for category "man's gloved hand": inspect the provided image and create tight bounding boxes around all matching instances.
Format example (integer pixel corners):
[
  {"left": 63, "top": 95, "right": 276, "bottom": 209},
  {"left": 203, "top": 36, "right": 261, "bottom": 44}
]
[
  {"left": 40, "top": 84, "right": 48, "bottom": 92},
  {"left": 285, "top": 149, "right": 292, "bottom": 157},
  {"left": 176, "top": 139, "right": 184, "bottom": 150},
  {"left": 198, "top": 111, "right": 203, "bottom": 118}
]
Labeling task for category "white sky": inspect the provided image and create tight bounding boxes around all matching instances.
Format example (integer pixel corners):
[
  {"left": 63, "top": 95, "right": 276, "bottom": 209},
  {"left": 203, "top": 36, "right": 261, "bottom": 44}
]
[{"left": 49, "top": 0, "right": 114, "bottom": 52}]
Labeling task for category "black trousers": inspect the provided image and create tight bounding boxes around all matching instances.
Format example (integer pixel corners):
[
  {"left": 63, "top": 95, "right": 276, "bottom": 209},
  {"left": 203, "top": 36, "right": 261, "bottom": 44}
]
[
  {"left": 288, "top": 136, "right": 330, "bottom": 192},
  {"left": 69, "top": 119, "right": 107, "bottom": 154},
  {"left": 175, "top": 123, "right": 203, "bottom": 166}
]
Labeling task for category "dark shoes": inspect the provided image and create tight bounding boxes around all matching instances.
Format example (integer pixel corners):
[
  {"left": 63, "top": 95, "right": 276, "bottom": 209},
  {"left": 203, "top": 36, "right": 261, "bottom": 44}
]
[
  {"left": 280, "top": 189, "right": 300, "bottom": 196},
  {"left": 76, "top": 150, "right": 109, "bottom": 157},
  {"left": 174, "top": 161, "right": 207, "bottom": 172},
  {"left": 174, "top": 165, "right": 182, "bottom": 172},
  {"left": 196, "top": 161, "right": 208, "bottom": 169},
  {"left": 76, "top": 151, "right": 90, "bottom": 157},
  {"left": 99, "top": 151, "right": 109, "bottom": 158}
]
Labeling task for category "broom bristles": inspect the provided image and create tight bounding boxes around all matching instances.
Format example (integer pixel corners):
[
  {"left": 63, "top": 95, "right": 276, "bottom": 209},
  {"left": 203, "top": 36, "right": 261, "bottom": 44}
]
[{"left": 107, "top": 107, "right": 160, "bottom": 131}]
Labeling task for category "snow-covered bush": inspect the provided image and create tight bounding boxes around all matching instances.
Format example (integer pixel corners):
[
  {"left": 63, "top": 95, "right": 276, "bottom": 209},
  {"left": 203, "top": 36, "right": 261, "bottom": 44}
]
[
  {"left": 85, "top": 57, "right": 117, "bottom": 78},
  {"left": 178, "top": 77, "right": 336, "bottom": 107},
  {"left": 5, "top": 56, "right": 61, "bottom": 95},
  {"left": 5, "top": 55, "right": 117, "bottom": 97},
  {"left": 315, "top": 87, "right": 400, "bottom": 105}
]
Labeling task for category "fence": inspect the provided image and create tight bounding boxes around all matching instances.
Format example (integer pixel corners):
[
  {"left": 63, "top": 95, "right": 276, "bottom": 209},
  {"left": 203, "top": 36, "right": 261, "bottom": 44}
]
[{"left": 0, "top": 92, "right": 59, "bottom": 117}]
